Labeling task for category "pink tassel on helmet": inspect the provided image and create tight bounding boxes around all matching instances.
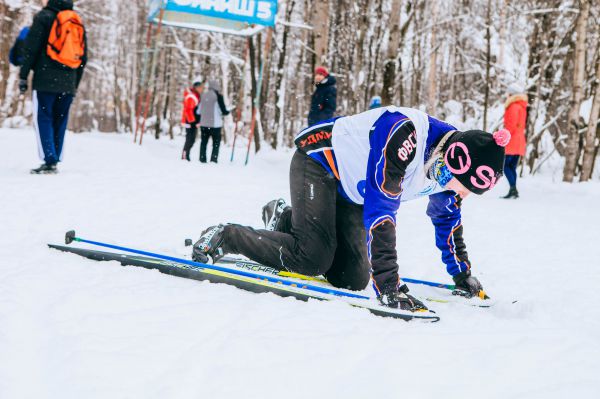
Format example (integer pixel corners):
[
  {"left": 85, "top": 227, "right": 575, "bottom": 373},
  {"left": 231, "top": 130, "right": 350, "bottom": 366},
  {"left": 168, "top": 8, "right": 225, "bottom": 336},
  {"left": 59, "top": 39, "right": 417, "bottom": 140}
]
[{"left": 493, "top": 129, "right": 511, "bottom": 147}]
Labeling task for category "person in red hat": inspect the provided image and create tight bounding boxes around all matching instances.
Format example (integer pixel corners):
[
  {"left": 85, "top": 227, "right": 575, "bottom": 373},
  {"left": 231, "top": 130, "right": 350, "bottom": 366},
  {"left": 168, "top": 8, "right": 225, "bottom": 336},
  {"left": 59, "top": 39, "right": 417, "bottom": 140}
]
[
  {"left": 307, "top": 66, "right": 337, "bottom": 126},
  {"left": 502, "top": 84, "right": 528, "bottom": 198}
]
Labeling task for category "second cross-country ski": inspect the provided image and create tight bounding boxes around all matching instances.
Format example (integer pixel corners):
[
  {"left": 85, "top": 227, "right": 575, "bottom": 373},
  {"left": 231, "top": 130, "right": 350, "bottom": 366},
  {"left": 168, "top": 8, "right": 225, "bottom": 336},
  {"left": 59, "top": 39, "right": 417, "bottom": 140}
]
[{"left": 49, "top": 240, "right": 439, "bottom": 322}]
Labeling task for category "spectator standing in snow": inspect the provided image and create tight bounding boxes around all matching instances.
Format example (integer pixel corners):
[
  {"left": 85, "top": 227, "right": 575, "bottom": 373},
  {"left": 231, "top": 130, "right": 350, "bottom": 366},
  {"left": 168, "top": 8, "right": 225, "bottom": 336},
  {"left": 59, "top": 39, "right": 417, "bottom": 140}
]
[
  {"left": 307, "top": 66, "right": 337, "bottom": 126},
  {"left": 198, "top": 79, "right": 230, "bottom": 163},
  {"left": 502, "top": 84, "right": 528, "bottom": 199},
  {"left": 181, "top": 81, "right": 203, "bottom": 161},
  {"left": 369, "top": 96, "right": 382, "bottom": 110},
  {"left": 19, "top": 0, "right": 87, "bottom": 174},
  {"left": 9, "top": 27, "right": 30, "bottom": 67}
]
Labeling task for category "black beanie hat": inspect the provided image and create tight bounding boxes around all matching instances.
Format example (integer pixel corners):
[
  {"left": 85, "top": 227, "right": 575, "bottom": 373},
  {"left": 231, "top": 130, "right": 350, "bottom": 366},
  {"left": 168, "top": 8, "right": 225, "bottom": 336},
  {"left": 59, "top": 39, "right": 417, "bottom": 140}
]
[{"left": 442, "top": 129, "right": 510, "bottom": 195}]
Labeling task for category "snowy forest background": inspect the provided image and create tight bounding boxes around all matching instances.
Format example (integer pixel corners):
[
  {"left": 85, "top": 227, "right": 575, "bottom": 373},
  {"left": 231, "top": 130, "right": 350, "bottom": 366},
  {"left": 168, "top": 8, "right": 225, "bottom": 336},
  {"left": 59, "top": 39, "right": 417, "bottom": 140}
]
[{"left": 0, "top": 0, "right": 599, "bottom": 181}]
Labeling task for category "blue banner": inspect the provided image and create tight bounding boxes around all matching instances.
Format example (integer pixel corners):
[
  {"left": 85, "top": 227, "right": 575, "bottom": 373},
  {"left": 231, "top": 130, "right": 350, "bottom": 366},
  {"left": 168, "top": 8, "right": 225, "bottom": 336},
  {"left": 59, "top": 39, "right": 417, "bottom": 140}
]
[{"left": 164, "top": 0, "right": 277, "bottom": 27}]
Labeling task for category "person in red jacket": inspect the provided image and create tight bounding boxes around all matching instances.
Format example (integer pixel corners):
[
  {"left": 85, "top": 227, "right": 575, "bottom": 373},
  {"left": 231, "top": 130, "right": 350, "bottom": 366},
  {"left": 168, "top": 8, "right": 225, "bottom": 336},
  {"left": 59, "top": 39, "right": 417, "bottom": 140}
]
[
  {"left": 181, "top": 81, "right": 203, "bottom": 161},
  {"left": 502, "top": 84, "right": 528, "bottom": 199}
]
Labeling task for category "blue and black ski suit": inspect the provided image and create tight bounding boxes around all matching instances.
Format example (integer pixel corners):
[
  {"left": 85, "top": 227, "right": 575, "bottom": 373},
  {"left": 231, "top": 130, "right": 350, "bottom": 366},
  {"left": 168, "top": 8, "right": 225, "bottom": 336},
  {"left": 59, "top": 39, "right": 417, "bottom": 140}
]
[{"left": 220, "top": 107, "right": 471, "bottom": 293}]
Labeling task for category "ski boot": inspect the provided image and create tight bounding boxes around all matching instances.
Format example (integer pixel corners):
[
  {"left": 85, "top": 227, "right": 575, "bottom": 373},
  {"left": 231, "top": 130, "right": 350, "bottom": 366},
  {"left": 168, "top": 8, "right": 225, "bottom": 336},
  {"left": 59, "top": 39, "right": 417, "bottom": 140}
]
[
  {"left": 378, "top": 284, "right": 428, "bottom": 311},
  {"left": 30, "top": 163, "right": 57, "bottom": 174},
  {"left": 262, "top": 198, "right": 289, "bottom": 231},
  {"left": 452, "top": 270, "right": 489, "bottom": 299},
  {"left": 502, "top": 186, "right": 519, "bottom": 199},
  {"left": 192, "top": 224, "right": 228, "bottom": 264}
]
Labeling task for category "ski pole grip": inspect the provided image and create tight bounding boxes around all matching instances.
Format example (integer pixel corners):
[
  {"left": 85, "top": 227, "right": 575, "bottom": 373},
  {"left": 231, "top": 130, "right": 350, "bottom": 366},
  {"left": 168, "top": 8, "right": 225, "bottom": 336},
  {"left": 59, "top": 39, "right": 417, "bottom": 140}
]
[
  {"left": 184, "top": 238, "right": 193, "bottom": 247},
  {"left": 65, "top": 230, "right": 76, "bottom": 245}
]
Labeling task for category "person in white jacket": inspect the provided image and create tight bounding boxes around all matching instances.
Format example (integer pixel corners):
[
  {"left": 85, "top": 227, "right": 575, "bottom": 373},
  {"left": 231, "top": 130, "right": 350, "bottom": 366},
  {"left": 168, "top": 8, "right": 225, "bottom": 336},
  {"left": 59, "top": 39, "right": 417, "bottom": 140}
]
[{"left": 198, "top": 79, "right": 230, "bottom": 163}]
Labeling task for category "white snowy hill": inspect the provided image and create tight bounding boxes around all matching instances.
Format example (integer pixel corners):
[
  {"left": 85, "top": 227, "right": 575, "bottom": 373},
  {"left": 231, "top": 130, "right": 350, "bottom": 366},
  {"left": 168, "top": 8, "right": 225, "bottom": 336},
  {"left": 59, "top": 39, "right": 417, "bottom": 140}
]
[{"left": 1, "top": 128, "right": 599, "bottom": 398}]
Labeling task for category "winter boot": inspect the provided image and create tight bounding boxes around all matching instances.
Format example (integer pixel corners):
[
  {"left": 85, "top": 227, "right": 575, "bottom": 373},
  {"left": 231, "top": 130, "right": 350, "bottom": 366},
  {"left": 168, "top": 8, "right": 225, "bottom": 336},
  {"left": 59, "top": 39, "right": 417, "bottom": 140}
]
[
  {"left": 192, "top": 224, "right": 228, "bottom": 264},
  {"left": 452, "top": 270, "right": 489, "bottom": 299},
  {"left": 262, "top": 198, "right": 290, "bottom": 231},
  {"left": 502, "top": 186, "right": 519, "bottom": 199},
  {"left": 30, "top": 163, "right": 57, "bottom": 174},
  {"left": 378, "top": 284, "right": 428, "bottom": 311}
]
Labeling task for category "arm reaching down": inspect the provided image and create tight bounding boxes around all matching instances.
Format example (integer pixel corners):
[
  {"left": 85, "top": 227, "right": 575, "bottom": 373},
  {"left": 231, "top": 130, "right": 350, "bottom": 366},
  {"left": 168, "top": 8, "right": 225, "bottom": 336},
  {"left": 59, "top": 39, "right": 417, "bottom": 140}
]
[
  {"left": 426, "top": 191, "right": 471, "bottom": 276},
  {"left": 364, "top": 113, "right": 417, "bottom": 295}
]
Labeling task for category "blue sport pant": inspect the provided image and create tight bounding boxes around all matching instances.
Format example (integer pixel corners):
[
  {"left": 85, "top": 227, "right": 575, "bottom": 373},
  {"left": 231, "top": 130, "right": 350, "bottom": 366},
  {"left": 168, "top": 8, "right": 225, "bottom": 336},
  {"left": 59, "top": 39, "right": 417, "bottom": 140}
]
[
  {"left": 33, "top": 91, "right": 74, "bottom": 165},
  {"left": 504, "top": 155, "right": 520, "bottom": 187}
]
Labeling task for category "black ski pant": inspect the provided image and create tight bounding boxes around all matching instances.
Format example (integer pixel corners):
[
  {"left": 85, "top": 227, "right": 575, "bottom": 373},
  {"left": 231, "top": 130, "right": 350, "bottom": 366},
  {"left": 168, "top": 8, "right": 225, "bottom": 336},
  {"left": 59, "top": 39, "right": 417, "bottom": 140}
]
[
  {"left": 182, "top": 126, "right": 197, "bottom": 161},
  {"left": 200, "top": 127, "right": 222, "bottom": 163},
  {"left": 221, "top": 150, "right": 371, "bottom": 291}
]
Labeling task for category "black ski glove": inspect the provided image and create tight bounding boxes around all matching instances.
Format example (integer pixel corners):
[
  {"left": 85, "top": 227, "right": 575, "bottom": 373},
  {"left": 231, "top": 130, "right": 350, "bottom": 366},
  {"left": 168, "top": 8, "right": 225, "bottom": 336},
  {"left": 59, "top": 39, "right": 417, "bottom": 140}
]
[{"left": 19, "top": 79, "right": 28, "bottom": 94}]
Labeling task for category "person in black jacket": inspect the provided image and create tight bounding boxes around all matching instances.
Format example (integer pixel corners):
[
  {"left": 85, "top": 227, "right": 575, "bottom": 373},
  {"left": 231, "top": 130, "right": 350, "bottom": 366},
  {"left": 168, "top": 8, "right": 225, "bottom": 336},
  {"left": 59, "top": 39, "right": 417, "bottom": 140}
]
[
  {"left": 307, "top": 66, "right": 337, "bottom": 126},
  {"left": 19, "top": 0, "right": 87, "bottom": 174}
]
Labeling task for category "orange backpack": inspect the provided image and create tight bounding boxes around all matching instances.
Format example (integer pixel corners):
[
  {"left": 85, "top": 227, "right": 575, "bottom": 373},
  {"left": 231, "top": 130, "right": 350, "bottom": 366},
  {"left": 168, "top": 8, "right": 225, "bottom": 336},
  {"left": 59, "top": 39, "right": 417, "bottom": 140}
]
[{"left": 46, "top": 10, "right": 85, "bottom": 69}]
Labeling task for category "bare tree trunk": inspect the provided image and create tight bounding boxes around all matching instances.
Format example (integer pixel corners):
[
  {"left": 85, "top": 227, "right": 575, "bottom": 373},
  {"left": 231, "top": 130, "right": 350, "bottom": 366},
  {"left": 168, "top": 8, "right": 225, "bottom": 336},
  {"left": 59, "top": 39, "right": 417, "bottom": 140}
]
[
  {"left": 381, "top": 0, "right": 402, "bottom": 105},
  {"left": 259, "top": 29, "right": 275, "bottom": 146},
  {"left": 352, "top": 0, "right": 369, "bottom": 113},
  {"left": 411, "top": 1, "right": 426, "bottom": 106},
  {"left": 580, "top": 54, "right": 600, "bottom": 181},
  {"left": 427, "top": 0, "right": 438, "bottom": 113},
  {"left": 0, "top": 3, "right": 19, "bottom": 120},
  {"left": 483, "top": 0, "right": 492, "bottom": 130},
  {"left": 272, "top": 0, "right": 295, "bottom": 148},
  {"left": 365, "top": 0, "right": 385, "bottom": 106},
  {"left": 563, "top": 0, "right": 590, "bottom": 182},
  {"left": 0, "top": 3, "right": 13, "bottom": 105},
  {"left": 498, "top": 0, "right": 508, "bottom": 68},
  {"left": 248, "top": 34, "right": 261, "bottom": 152},
  {"left": 311, "top": 0, "right": 329, "bottom": 66}
]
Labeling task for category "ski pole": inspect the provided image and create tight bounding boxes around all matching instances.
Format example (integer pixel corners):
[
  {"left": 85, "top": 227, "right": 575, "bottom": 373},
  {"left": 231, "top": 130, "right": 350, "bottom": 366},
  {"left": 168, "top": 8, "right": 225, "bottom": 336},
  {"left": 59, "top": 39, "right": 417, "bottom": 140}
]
[
  {"left": 64, "top": 231, "right": 370, "bottom": 300},
  {"left": 401, "top": 278, "right": 455, "bottom": 291},
  {"left": 183, "top": 238, "right": 456, "bottom": 290}
]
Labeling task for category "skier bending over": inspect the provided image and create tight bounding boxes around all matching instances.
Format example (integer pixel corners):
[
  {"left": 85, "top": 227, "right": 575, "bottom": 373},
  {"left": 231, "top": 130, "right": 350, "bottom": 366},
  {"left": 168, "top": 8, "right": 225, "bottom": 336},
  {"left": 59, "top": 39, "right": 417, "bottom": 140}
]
[{"left": 192, "top": 106, "right": 509, "bottom": 311}]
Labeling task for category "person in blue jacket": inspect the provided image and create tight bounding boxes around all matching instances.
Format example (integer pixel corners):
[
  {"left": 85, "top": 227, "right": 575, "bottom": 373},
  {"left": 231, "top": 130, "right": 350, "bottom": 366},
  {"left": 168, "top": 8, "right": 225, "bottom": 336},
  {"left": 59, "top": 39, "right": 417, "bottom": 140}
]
[
  {"left": 192, "top": 107, "right": 510, "bottom": 312},
  {"left": 369, "top": 96, "right": 382, "bottom": 109},
  {"left": 307, "top": 66, "right": 337, "bottom": 126},
  {"left": 9, "top": 27, "right": 30, "bottom": 66}
]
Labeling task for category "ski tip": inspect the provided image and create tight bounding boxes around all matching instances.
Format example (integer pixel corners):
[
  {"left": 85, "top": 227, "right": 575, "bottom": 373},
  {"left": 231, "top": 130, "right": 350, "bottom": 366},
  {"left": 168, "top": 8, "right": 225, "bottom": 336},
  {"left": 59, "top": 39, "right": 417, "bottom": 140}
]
[
  {"left": 184, "top": 238, "right": 193, "bottom": 247},
  {"left": 65, "top": 230, "right": 76, "bottom": 245}
]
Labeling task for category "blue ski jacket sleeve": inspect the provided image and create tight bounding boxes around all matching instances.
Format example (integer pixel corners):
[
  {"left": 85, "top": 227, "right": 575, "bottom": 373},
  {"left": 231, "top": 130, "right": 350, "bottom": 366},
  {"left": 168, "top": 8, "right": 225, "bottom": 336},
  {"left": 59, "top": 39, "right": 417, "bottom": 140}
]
[
  {"left": 364, "top": 112, "right": 417, "bottom": 294},
  {"left": 426, "top": 191, "right": 471, "bottom": 276},
  {"left": 363, "top": 111, "right": 471, "bottom": 294}
]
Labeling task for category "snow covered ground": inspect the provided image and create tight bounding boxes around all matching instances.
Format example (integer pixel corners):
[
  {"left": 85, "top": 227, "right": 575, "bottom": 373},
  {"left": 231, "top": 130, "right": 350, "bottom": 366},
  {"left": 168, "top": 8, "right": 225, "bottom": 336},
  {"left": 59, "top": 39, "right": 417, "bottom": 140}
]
[{"left": 1, "top": 127, "right": 599, "bottom": 399}]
